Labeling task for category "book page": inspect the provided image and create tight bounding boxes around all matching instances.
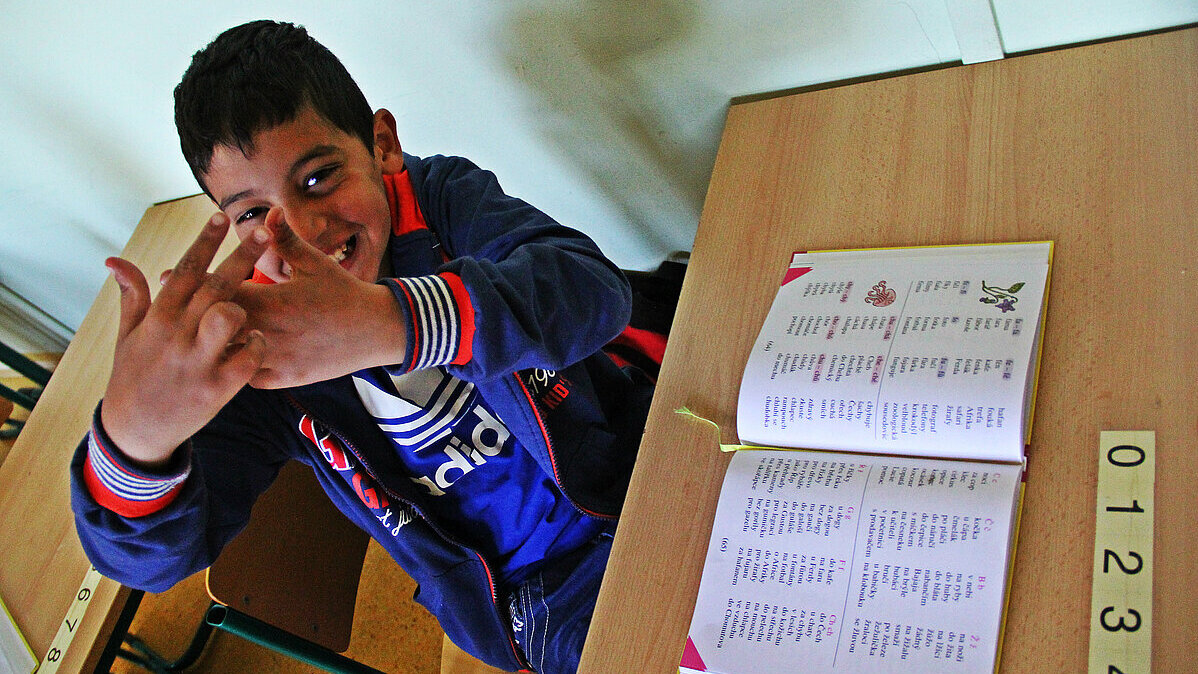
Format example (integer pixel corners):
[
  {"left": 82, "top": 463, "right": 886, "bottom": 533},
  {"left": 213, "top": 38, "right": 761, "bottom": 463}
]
[
  {"left": 736, "top": 243, "right": 1050, "bottom": 463},
  {"left": 681, "top": 449, "right": 1021, "bottom": 674},
  {"left": 0, "top": 593, "right": 36, "bottom": 674}
]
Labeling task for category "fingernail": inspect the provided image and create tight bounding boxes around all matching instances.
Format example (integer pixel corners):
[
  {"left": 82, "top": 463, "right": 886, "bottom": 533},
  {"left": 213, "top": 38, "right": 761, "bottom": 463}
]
[{"left": 252, "top": 227, "right": 269, "bottom": 244}]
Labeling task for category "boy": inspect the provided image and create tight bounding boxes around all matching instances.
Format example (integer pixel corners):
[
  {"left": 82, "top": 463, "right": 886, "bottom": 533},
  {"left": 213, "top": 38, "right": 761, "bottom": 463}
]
[{"left": 70, "top": 20, "right": 654, "bottom": 673}]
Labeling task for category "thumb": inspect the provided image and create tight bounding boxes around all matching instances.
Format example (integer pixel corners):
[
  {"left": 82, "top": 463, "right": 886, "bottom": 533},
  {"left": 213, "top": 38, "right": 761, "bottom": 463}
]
[
  {"left": 265, "top": 208, "right": 328, "bottom": 277},
  {"left": 106, "top": 257, "right": 151, "bottom": 341}
]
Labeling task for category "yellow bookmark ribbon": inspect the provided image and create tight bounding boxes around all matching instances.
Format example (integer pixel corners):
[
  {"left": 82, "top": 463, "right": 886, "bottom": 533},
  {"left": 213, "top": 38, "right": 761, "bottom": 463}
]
[{"left": 674, "top": 407, "right": 768, "bottom": 453}]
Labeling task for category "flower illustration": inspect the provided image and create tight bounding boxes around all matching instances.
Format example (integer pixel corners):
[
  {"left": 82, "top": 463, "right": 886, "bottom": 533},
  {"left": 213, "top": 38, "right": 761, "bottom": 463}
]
[{"left": 979, "top": 281, "right": 1024, "bottom": 312}]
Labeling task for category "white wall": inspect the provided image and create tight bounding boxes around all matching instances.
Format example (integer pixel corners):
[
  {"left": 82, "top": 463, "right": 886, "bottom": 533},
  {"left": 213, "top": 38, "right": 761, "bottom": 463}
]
[{"left": 0, "top": 1, "right": 1193, "bottom": 337}]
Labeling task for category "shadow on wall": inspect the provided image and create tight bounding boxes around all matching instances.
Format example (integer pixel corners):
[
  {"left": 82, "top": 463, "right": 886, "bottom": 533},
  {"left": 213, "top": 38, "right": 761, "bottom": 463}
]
[{"left": 499, "top": 0, "right": 714, "bottom": 256}]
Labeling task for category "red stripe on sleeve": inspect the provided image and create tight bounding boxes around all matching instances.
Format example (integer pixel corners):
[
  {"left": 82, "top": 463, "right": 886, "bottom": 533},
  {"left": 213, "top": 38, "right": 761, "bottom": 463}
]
[
  {"left": 393, "top": 281, "right": 422, "bottom": 373},
  {"left": 82, "top": 453, "right": 184, "bottom": 518},
  {"left": 440, "top": 272, "right": 475, "bottom": 365}
]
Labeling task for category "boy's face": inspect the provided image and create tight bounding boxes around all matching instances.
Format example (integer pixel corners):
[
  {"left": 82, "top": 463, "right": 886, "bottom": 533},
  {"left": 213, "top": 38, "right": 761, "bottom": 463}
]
[{"left": 203, "top": 105, "right": 404, "bottom": 284}]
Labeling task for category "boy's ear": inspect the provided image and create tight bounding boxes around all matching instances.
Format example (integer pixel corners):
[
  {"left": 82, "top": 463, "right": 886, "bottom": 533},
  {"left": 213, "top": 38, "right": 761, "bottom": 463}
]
[{"left": 373, "top": 109, "right": 404, "bottom": 173}]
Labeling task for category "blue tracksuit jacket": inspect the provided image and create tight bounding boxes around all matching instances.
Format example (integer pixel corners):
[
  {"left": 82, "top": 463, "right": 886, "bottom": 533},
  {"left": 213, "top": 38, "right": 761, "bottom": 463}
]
[{"left": 70, "top": 154, "right": 654, "bottom": 670}]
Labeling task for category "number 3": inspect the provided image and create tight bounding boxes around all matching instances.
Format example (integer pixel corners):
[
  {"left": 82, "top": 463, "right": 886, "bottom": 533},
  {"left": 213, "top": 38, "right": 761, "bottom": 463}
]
[{"left": 1099, "top": 606, "right": 1141, "bottom": 632}]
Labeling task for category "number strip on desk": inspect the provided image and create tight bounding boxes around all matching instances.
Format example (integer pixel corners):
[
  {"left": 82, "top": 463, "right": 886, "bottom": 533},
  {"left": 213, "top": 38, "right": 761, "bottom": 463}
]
[
  {"left": 1088, "top": 431, "right": 1154, "bottom": 674},
  {"left": 38, "top": 565, "right": 102, "bottom": 673}
]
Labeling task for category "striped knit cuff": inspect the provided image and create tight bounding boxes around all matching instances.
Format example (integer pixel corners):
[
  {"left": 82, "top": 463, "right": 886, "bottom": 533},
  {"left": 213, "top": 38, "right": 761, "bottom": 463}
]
[
  {"left": 82, "top": 408, "right": 191, "bottom": 518},
  {"left": 384, "top": 273, "right": 475, "bottom": 371}
]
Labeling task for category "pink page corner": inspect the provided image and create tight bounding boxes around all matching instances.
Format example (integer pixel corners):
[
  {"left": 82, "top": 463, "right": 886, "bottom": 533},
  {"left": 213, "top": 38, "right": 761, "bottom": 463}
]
[
  {"left": 781, "top": 266, "right": 813, "bottom": 286},
  {"left": 680, "top": 635, "right": 708, "bottom": 671}
]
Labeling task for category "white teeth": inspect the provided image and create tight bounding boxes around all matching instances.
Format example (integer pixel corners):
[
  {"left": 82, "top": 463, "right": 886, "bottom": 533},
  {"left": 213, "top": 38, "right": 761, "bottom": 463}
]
[
  {"left": 280, "top": 240, "right": 349, "bottom": 278},
  {"left": 330, "top": 240, "right": 351, "bottom": 263}
]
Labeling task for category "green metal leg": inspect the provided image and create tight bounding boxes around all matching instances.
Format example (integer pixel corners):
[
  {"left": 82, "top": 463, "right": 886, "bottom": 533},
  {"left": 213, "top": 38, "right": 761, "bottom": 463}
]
[
  {"left": 0, "top": 340, "right": 52, "bottom": 387},
  {"left": 0, "top": 381, "right": 38, "bottom": 411},
  {"left": 205, "top": 604, "right": 384, "bottom": 674}
]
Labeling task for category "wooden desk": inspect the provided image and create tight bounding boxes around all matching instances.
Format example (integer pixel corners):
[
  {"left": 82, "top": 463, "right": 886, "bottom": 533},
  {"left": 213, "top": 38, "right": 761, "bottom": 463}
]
[
  {"left": 0, "top": 196, "right": 232, "bottom": 672},
  {"left": 583, "top": 27, "right": 1197, "bottom": 673}
]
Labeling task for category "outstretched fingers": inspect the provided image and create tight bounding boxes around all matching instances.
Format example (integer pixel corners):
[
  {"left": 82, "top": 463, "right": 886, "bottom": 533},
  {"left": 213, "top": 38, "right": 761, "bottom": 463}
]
[
  {"left": 181, "top": 221, "right": 272, "bottom": 326},
  {"left": 156, "top": 212, "right": 236, "bottom": 309},
  {"left": 107, "top": 257, "right": 151, "bottom": 341}
]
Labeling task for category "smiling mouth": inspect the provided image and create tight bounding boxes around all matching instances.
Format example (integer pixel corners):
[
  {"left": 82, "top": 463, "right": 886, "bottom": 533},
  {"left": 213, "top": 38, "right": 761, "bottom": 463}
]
[
  {"left": 281, "top": 234, "right": 357, "bottom": 278},
  {"left": 331, "top": 234, "right": 357, "bottom": 264}
]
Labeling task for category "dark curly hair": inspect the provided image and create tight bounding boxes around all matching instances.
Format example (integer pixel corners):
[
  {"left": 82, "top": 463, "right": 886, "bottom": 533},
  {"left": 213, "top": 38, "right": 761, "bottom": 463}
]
[{"left": 174, "top": 20, "right": 374, "bottom": 193}]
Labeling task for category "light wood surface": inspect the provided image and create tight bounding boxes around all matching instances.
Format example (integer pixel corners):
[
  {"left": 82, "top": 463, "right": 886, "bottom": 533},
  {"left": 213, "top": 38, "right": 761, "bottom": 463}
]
[
  {"left": 582, "top": 27, "right": 1197, "bottom": 673},
  {"left": 0, "top": 195, "right": 232, "bottom": 671}
]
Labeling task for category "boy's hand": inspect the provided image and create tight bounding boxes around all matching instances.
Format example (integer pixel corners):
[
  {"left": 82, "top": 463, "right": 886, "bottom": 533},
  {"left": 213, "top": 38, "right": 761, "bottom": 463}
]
[
  {"left": 100, "top": 214, "right": 271, "bottom": 468},
  {"left": 234, "top": 211, "right": 406, "bottom": 389}
]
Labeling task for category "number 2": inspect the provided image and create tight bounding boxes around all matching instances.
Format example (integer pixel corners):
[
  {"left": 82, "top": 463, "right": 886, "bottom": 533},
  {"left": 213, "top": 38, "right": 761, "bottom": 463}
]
[{"left": 1103, "top": 550, "right": 1143, "bottom": 575}]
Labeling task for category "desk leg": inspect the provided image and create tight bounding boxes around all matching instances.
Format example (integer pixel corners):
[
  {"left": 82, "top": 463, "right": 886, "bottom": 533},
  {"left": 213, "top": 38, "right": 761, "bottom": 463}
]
[{"left": 93, "top": 589, "right": 143, "bottom": 673}]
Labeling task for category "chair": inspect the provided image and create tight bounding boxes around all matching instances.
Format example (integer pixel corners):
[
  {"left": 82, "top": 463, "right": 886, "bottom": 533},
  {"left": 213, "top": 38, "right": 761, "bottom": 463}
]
[
  {"left": 118, "top": 460, "right": 377, "bottom": 672},
  {"left": 203, "top": 460, "right": 376, "bottom": 670},
  {"left": 117, "top": 460, "right": 505, "bottom": 673}
]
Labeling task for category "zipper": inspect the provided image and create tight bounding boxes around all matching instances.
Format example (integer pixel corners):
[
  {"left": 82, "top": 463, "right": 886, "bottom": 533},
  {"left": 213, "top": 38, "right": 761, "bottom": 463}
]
[
  {"left": 513, "top": 372, "right": 617, "bottom": 521},
  {"left": 283, "top": 394, "right": 530, "bottom": 670}
]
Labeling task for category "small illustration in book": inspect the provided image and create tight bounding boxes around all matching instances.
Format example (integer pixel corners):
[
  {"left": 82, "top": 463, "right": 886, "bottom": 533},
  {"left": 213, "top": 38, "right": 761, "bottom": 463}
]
[
  {"left": 864, "top": 280, "right": 896, "bottom": 307},
  {"left": 979, "top": 280, "right": 1026, "bottom": 313}
]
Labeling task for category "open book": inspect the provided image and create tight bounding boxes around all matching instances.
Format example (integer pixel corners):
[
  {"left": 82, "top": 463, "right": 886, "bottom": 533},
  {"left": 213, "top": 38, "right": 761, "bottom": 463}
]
[{"left": 681, "top": 242, "right": 1052, "bottom": 674}]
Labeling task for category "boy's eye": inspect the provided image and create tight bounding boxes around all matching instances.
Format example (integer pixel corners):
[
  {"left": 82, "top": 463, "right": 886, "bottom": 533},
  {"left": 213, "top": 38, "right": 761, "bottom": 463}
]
[
  {"left": 236, "top": 207, "right": 267, "bottom": 224},
  {"left": 304, "top": 165, "right": 340, "bottom": 190}
]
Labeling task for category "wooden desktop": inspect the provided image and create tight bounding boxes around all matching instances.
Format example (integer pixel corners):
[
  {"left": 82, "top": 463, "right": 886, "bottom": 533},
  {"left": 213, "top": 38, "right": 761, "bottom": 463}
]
[{"left": 581, "top": 26, "right": 1197, "bottom": 673}]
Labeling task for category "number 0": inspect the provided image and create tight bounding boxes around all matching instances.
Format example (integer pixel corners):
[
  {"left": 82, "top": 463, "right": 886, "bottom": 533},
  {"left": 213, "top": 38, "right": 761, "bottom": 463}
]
[{"left": 1106, "top": 444, "right": 1145, "bottom": 467}]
